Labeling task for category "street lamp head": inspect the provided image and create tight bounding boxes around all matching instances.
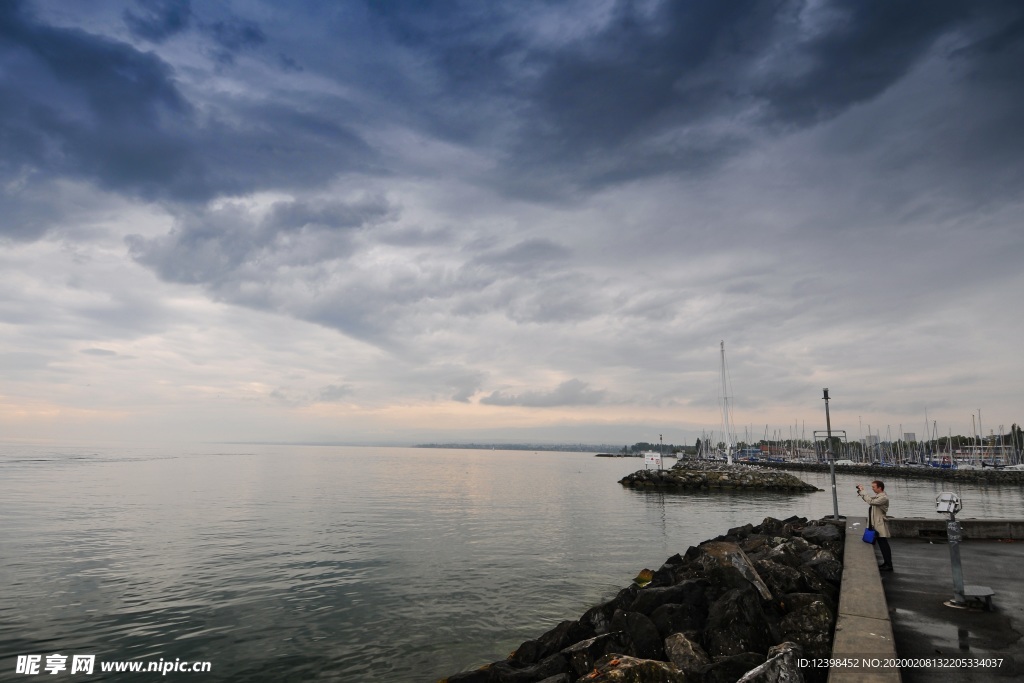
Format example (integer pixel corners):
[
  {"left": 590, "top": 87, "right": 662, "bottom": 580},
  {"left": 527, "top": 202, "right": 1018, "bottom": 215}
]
[{"left": 822, "top": 388, "right": 830, "bottom": 401}]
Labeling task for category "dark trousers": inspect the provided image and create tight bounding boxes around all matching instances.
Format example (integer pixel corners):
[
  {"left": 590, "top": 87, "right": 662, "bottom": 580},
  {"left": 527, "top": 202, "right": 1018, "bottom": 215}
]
[{"left": 877, "top": 537, "right": 893, "bottom": 567}]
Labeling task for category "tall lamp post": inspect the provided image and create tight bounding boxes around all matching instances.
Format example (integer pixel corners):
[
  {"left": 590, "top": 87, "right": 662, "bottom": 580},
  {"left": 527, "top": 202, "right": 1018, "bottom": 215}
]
[{"left": 823, "top": 388, "right": 839, "bottom": 520}]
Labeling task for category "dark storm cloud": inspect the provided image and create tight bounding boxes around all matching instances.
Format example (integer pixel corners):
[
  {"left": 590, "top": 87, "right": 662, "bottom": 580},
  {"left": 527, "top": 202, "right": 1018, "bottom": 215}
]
[
  {"left": 0, "top": 0, "right": 373, "bottom": 239},
  {"left": 364, "top": 0, "right": 1024, "bottom": 196},
  {"left": 511, "top": 0, "right": 977, "bottom": 192},
  {"left": 0, "top": 0, "right": 196, "bottom": 212},
  {"left": 126, "top": 195, "right": 395, "bottom": 285},
  {"left": 123, "top": 0, "right": 192, "bottom": 43},
  {"left": 749, "top": 1, "right": 969, "bottom": 127},
  {"left": 208, "top": 17, "right": 265, "bottom": 52},
  {"left": 5, "top": 0, "right": 1022, "bottom": 234},
  {"left": 480, "top": 379, "right": 606, "bottom": 407},
  {"left": 124, "top": 0, "right": 266, "bottom": 64},
  {"left": 207, "top": 16, "right": 266, "bottom": 65}
]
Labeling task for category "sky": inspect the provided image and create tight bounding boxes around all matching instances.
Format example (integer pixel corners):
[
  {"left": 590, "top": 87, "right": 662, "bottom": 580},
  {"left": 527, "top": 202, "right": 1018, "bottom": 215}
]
[{"left": 1, "top": 0, "right": 1022, "bottom": 447}]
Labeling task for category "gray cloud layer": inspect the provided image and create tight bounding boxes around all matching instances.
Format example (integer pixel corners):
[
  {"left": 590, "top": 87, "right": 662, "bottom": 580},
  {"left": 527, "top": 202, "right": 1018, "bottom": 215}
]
[{"left": 3, "top": 0, "right": 1023, "bottom": 442}]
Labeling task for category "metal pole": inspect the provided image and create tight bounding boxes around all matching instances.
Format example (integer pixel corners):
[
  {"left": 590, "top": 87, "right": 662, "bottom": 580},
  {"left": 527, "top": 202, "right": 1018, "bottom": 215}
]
[
  {"left": 947, "top": 511, "right": 966, "bottom": 604},
  {"left": 823, "top": 388, "right": 839, "bottom": 520}
]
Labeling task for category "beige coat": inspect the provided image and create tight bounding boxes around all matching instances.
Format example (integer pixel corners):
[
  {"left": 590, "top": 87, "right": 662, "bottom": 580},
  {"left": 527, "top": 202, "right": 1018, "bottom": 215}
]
[{"left": 859, "top": 490, "right": 891, "bottom": 537}]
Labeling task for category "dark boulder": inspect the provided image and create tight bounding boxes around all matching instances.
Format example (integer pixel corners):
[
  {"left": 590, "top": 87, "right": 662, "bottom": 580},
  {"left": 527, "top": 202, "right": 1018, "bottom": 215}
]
[
  {"left": 799, "top": 524, "right": 841, "bottom": 545},
  {"left": 728, "top": 523, "right": 755, "bottom": 539},
  {"left": 739, "top": 536, "right": 769, "bottom": 557},
  {"left": 805, "top": 558, "right": 843, "bottom": 586},
  {"left": 702, "top": 652, "right": 767, "bottom": 683},
  {"left": 585, "top": 654, "right": 689, "bottom": 683},
  {"left": 698, "top": 542, "right": 773, "bottom": 601},
  {"left": 444, "top": 653, "right": 571, "bottom": 683},
  {"left": 610, "top": 611, "right": 666, "bottom": 661},
  {"left": 582, "top": 586, "right": 639, "bottom": 635},
  {"left": 630, "top": 579, "right": 710, "bottom": 616},
  {"left": 650, "top": 602, "right": 707, "bottom": 639},
  {"left": 511, "top": 619, "right": 594, "bottom": 665},
  {"left": 753, "top": 559, "right": 803, "bottom": 597},
  {"left": 800, "top": 548, "right": 838, "bottom": 565},
  {"left": 490, "top": 654, "right": 571, "bottom": 683},
  {"left": 764, "top": 543, "right": 805, "bottom": 570},
  {"left": 796, "top": 566, "right": 839, "bottom": 605},
  {"left": 736, "top": 641, "right": 805, "bottom": 683},
  {"left": 664, "top": 632, "right": 710, "bottom": 672},
  {"left": 561, "top": 633, "right": 631, "bottom": 679},
  {"left": 649, "top": 561, "right": 690, "bottom": 588},
  {"left": 780, "top": 600, "right": 834, "bottom": 661},
  {"left": 704, "top": 587, "right": 774, "bottom": 658},
  {"left": 757, "top": 517, "right": 794, "bottom": 538},
  {"left": 536, "top": 676, "right": 571, "bottom": 683},
  {"left": 779, "top": 592, "right": 836, "bottom": 616}
]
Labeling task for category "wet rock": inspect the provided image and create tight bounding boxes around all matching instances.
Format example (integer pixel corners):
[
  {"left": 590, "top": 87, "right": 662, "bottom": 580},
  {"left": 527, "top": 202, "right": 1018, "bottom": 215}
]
[
  {"left": 764, "top": 543, "right": 805, "bottom": 569},
  {"left": 753, "top": 559, "right": 803, "bottom": 597},
  {"left": 704, "top": 587, "right": 774, "bottom": 658},
  {"left": 511, "top": 619, "right": 594, "bottom": 665},
  {"left": 585, "top": 654, "right": 689, "bottom": 683},
  {"left": 780, "top": 600, "right": 834, "bottom": 661},
  {"left": 784, "top": 537, "right": 812, "bottom": 555},
  {"left": 702, "top": 653, "right": 767, "bottom": 683},
  {"left": 582, "top": 586, "right": 639, "bottom": 635},
  {"left": 664, "top": 632, "right": 710, "bottom": 672},
  {"left": 739, "top": 536, "right": 769, "bottom": 556},
  {"left": 736, "top": 641, "right": 805, "bottom": 683},
  {"left": 562, "top": 633, "right": 631, "bottom": 678},
  {"left": 444, "top": 653, "right": 571, "bottom": 683},
  {"left": 649, "top": 603, "right": 707, "bottom": 639},
  {"left": 796, "top": 565, "right": 839, "bottom": 605},
  {"left": 799, "top": 548, "right": 837, "bottom": 565},
  {"left": 758, "top": 517, "right": 794, "bottom": 538},
  {"left": 630, "top": 579, "right": 710, "bottom": 617},
  {"left": 503, "top": 654, "right": 570, "bottom": 682},
  {"left": 698, "top": 542, "right": 773, "bottom": 600},
  {"left": 649, "top": 566, "right": 677, "bottom": 588},
  {"left": 799, "top": 524, "right": 841, "bottom": 545},
  {"left": 779, "top": 592, "right": 835, "bottom": 616},
  {"left": 610, "top": 611, "right": 665, "bottom": 661},
  {"left": 805, "top": 558, "right": 842, "bottom": 586},
  {"left": 728, "top": 523, "right": 755, "bottom": 539}
]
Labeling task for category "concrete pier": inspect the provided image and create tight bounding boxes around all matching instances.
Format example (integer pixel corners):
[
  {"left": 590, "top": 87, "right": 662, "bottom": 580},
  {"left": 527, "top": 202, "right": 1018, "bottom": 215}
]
[
  {"left": 831, "top": 516, "right": 1023, "bottom": 681},
  {"left": 829, "top": 516, "right": 900, "bottom": 683},
  {"left": 880, "top": 538, "right": 1023, "bottom": 682}
]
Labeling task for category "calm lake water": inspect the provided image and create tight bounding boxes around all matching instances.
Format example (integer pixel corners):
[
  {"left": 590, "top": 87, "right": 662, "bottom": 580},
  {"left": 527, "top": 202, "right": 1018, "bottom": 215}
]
[{"left": 2, "top": 444, "right": 1022, "bottom": 682}]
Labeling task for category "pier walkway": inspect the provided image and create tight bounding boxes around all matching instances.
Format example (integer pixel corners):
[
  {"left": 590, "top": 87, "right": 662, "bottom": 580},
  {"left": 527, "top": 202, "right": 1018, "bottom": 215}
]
[
  {"left": 881, "top": 537, "right": 1023, "bottom": 682},
  {"left": 831, "top": 516, "right": 1023, "bottom": 682}
]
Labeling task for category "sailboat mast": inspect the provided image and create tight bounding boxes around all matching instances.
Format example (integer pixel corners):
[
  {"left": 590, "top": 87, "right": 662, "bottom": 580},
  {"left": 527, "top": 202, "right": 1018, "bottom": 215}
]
[{"left": 720, "top": 341, "right": 733, "bottom": 465}]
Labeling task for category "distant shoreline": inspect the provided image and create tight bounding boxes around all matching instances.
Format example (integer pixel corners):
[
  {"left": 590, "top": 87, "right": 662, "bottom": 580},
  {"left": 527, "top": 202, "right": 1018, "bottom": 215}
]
[{"left": 416, "top": 443, "right": 628, "bottom": 453}]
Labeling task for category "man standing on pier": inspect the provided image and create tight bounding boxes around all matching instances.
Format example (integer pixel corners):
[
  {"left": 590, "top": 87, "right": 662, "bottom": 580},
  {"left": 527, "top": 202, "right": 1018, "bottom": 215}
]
[{"left": 858, "top": 480, "right": 893, "bottom": 571}]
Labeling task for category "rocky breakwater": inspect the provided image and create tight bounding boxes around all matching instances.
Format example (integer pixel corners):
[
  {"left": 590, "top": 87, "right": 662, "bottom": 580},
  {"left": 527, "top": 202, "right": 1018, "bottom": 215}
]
[
  {"left": 619, "top": 463, "right": 820, "bottom": 492},
  {"left": 440, "top": 516, "right": 843, "bottom": 683}
]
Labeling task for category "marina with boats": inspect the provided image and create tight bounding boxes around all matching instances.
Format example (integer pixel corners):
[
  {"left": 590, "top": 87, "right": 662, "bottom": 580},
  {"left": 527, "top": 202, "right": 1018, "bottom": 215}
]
[{"left": 627, "top": 342, "right": 1024, "bottom": 473}]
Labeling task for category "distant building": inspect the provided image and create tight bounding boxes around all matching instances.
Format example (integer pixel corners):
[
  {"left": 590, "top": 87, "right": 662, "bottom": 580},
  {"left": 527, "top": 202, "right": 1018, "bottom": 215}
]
[{"left": 903, "top": 432, "right": 916, "bottom": 442}]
